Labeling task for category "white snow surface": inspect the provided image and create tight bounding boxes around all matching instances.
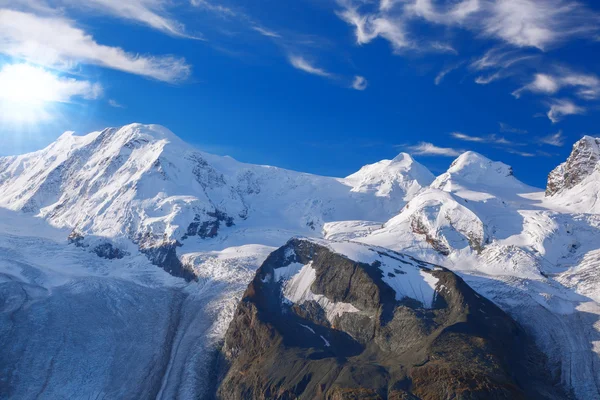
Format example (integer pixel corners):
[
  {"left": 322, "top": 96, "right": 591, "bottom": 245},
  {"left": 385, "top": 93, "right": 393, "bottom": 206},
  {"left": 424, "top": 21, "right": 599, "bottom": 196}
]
[
  {"left": 0, "top": 124, "right": 430, "bottom": 243},
  {"left": 1, "top": 125, "right": 600, "bottom": 399},
  {"left": 280, "top": 262, "right": 360, "bottom": 323}
]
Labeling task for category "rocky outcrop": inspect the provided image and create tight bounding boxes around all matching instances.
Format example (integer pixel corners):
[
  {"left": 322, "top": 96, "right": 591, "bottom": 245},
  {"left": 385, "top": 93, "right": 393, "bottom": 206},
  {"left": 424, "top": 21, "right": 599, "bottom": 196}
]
[
  {"left": 68, "top": 231, "right": 128, "bottom": 260},
  {"left": 138, "top": 234, "right": 196, "bottom": 282},
  {"left": 182, "top": 210, "right": 235, "bottom": 240},
  {"left": 216, "top": 238, "right": 565, "bottom": 399},
  {"left": 546, "top": 136, "right": 600, "bottom": 196}
]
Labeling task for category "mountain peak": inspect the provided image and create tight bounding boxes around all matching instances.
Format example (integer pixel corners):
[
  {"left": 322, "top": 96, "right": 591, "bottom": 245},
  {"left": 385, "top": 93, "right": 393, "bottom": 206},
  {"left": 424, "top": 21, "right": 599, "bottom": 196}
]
[
  {"left": 391, "top": 152, "right": 415, "bottom": 164},
  {"left": 433, "top": 151, "right": 521, "bottom": 190},
  {"left": 449, "top": 151, "right": 495, "bottom": 170},
  {"left": 344, "top": 153, "right": 434, "bottom": 204},
  {"left": 105, "top": 123, "right": 186, "bottom": 146},
  {"left": 546, "top": 135, "right": 600, "bottom": 197}
]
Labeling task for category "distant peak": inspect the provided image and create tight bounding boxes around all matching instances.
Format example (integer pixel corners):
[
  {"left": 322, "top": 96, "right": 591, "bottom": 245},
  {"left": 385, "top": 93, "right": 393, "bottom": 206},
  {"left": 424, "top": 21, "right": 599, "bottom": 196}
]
[
  {"left": 577, "top": 135, "right": 600, "bottom": 152},
  {"left": 113, "top": 123, "right": 183, "bottom": 143},
  {"left": 449, "top": 151, "right": 492, "bottom": 168},
  {"left": 433, "top": 151, "right": 520, "bottom": 189},
  {"left": 546, "top": 135, "right": 600, "bottom": 196},
  {"left": 391, "top": 152, "right": 415, "bottom": 164}
]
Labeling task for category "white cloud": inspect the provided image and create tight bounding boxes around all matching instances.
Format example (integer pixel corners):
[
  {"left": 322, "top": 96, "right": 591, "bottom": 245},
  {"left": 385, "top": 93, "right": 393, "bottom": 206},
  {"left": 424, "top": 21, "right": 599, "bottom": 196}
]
[
  {"left": 190, "top": 0, "right": 236, "bottom": 16},
  {"left": 451, "top": 132, "right": 486, "bottom": 143},
  {"left": 406, "top": 0, "right": 479, "bottom": 25},
  {"left": 352, "top": 75, "right": 367, "bottom": 90},
  {"left": 451, "top": 132, "right": 516, "bottom": 145},
  {"left": 0, "top": 10, "right": 191, "bottom": 82},
  {"left": 252, "top": 26, "right": 281, "bottom": 38},
  {"left": 337, "top": 6, "right": 411, "bottom": 51},
  {"left": 514, "top": 71, "right": 600, "bottom": 99},
  {"left": 336, "top": 0, "right": 599, "bottom": 56},
  {"left": 470, "top": 47, "right": 536, "bottom": 84},
  {"left": 288, "top": 55, "right": 332, "bottom": 78},
  {"left": 435, "top": 62, "right": 463, "bottom": 85},
  {"left": 499, "top": 122, "right": 527, "bottom": 134},
  {"left": 513, "top": 74, "right": 559, "bottom": 98},
  {"left": 482, "top": 0, "right": 594, "bottom": 50},
  {"left": 546, "top": 99, "right": 584, "bottom": 123},
  {"left": 63, "top": 0, "right": 193, "bottom": 38},
  {"left": 538, "top": 130, "right": 565, "bottom": 146},
  {"left": 407, "top": 141, "right": 462, "bottom": 156},
  {"left": 506, "top": 149, "right": 535, "bottom": 157},
  {"left": 108, "top": 99, "right": 125, "bottom": 108}
]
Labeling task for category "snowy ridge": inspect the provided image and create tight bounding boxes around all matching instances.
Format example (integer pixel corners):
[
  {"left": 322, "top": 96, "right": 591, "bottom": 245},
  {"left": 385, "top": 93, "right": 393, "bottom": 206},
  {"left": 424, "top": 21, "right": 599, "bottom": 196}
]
[
  {"left": 343, "top": 152, "right": 434, "bottom": 215},
  {"left": 0, "top": 123, "right": 433, "bottom": 258},
  {"left": 275, "top": 238, "right": 442, "bottom": 309},
  {"left": 545, "top": 136, "right": 600, "bottom": 213},
  {"left": 354, "top": 148, "right": 600, "bottom": 399}
]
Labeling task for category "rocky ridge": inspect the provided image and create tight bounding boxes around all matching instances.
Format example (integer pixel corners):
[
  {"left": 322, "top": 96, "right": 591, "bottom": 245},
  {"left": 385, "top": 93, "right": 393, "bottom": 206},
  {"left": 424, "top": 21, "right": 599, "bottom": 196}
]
[{"left": 216, "top": 238, "right": 565, "bottom": 400}]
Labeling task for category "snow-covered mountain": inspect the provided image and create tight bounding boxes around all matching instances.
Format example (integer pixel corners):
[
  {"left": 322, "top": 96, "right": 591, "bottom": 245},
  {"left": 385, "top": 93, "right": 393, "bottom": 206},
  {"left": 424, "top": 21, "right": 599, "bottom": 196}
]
[
  {"left": 1, "top": 124, "right": 599, "bottom": 399},
  {"left": 355, "top": 149, "right": 600, "bottom": 399},
  {"left": 546, "top": 135, "right": 600, "bottom": 213},
  {"left": 0, "top": 123, "right": 432, "bottom": 278}
]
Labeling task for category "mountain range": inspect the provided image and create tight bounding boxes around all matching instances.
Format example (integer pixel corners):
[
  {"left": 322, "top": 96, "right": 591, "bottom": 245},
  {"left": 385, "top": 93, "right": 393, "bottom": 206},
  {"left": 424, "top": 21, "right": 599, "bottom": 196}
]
[{"left": 0, "top": 124, "right": 599, "bottom": 399}]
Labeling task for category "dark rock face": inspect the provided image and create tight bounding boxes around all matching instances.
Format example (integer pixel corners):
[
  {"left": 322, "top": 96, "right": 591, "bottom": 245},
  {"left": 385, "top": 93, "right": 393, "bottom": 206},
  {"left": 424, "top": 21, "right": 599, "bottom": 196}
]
[
  {"left": 216, "top": 238, "right": 565, "bottom": 400},
  {"left": 138, "top": 234, "right": 196, "bottom": 282},
  {"left": 182, "top": 210, "right": 234, "bottom": 240},
  {"left": 546, "top": 136, "right": 600, "bottom": 196},
  {"left": 93, "top": 243, "right": 128, "bottom": 260},
  {"left": 68, "top": 231, "right": 128, "bottom": 260}
]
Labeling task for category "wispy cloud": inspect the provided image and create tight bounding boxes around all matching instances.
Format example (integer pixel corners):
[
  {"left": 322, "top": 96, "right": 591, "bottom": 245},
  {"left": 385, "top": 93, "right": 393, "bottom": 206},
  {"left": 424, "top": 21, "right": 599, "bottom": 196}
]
[
  {"left": 512, "top": 74, "right": 559, "bottom": 98},
  {"left": 407, "top": 142, "right": 462, "bottom": 157},
  {"left": 481, "top": 0, "right": 595, "bottom": 50},
  {"left": 470, "top": 47, "right": 536, "bottom": 84},
  {"left": 108, "top": 99, "right": 125, "bottom": 108},
  {"left": 546, "top": 99, "right": 585, "bottom": 123},
  {"left": 0, "top": 10, "right": 191, "bottom": 82},
  {"left": 252, "top": 26, "right": 281, "bottom": 38},
  {"left": 451, "top": 132, "right": 517, "bottom": 145},
  {"left": 337, "top": 0, "right": 599, "bottom": 54},
  {"left": 190, "top": 0, "right": 236, "bottom": 17},
  {"left": 336, "top": 5, "right": 411, "bottom": 51},
  {"left": 288, "top": 55, "right": 332, "bottom": 78},
  {"left": 514, "top": 71, "right": 600, "bottom": 99},
  {"left": 435, "top": 62, "right": 463, "bottom": 85},
  {"left": 63, "top": 0, "right": 196, "bottom": 38},
  {"left": 499, "top": 122, "right": 527, "bottom": 134},
  {"left": 506, "top": 149, "right": 536, "bottom": 157},
  {"left": 351, "top": 75, "right": 367, "bottom": 90},
  {"left": 538, "top": 130, "right": 565, "bottom": 146},
  {"left": 450, "top": 132, "right": 487, "bottom": 143}
]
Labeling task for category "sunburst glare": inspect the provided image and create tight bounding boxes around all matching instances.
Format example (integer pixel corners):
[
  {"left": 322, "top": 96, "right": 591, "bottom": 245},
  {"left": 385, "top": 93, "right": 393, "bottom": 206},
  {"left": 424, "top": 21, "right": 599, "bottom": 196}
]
[{"left": 0, "top": 63, "right": 101, "bottom": 126}]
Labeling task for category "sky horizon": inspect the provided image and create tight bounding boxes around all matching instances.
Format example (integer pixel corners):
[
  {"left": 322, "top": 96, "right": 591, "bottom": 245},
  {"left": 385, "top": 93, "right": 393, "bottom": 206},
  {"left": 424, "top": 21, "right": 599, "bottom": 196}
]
[{"left": 1, "top": 0, "right": 599, "bottom": 187}]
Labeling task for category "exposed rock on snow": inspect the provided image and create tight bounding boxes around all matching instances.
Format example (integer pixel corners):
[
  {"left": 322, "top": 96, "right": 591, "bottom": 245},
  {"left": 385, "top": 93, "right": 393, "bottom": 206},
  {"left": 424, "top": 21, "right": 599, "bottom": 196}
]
[
  {"left": 217, "top": 238, "right": 565, "bottom": 399},
  {"left": 546, "top": 136, "right": 600, "bottom": 196}
]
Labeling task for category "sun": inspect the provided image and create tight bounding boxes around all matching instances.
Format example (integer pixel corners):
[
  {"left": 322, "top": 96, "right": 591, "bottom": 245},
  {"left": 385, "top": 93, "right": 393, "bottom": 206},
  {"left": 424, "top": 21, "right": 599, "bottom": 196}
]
[
  {"left": 0, "top": 63, "right": 99, "bottom": 126},
  {"left": 0, "top": 64, "right": 62, "bottom": 125}
]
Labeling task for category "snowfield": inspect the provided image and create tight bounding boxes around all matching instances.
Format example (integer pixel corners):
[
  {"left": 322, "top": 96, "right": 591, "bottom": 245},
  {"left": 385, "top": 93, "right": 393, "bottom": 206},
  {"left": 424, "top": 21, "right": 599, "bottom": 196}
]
[{"left": 1, "top": 124, "right": 600, "bottom": 399}]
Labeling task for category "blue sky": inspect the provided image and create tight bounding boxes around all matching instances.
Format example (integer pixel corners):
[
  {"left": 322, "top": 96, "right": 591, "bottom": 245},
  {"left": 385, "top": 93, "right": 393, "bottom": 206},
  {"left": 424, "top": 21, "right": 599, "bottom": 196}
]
[{"left": 0, "top": 0, "right": 599, "bottom": 187}]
